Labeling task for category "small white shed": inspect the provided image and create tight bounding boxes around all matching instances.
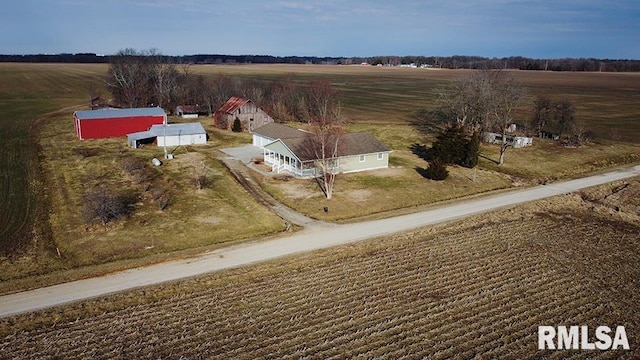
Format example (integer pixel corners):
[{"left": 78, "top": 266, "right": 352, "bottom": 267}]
[
  {"left": 152, "top": 123, "right": 207, "bottom": 147},
  {"left": 128, "top": 122, "right": 207, "bottom": 148},
  {"left": 484, "top": 132, "right": 533, "bottom": 148}
]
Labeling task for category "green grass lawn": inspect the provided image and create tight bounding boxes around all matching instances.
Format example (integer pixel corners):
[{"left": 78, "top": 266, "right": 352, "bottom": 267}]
[{"left": 479, "top": 139, "right": 640, "bottom": 181}]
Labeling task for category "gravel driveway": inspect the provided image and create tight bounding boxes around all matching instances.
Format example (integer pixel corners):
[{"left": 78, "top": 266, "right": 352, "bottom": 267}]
[
  {"left": 1, "top": 165, "right": 639, "bottom": 318},
  {"left": 220, "top": 145, "right": 264, "bottom": 164}
]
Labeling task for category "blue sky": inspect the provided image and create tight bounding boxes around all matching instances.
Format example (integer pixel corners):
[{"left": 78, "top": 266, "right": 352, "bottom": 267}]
[{"left": 1, "top": 0, "right": 638, "bottom": 59}]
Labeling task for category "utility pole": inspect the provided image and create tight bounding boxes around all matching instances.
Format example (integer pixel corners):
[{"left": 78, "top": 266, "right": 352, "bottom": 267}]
[{"left": 163, "top": 112, "right": 168, "bottom": 160}]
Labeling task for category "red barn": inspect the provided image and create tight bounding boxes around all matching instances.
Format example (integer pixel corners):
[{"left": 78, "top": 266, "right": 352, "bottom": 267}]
[
  {"left": 214, "top": 97, "right": 274, "bottom": 131},
  {"left": 73, "top": 107, "right": 167, "bottom": 140}
]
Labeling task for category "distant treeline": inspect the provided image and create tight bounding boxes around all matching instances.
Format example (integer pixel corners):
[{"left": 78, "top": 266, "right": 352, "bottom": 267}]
[{"left": 2, "top": 53, "right": 640, "bottom": 72}]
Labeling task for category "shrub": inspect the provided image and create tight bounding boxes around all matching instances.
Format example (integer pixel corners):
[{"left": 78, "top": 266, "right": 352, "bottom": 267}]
[
  {"left": 425, "top": 159, "right": 449, "bottom": 180},
  {"left": 82, "top": 188, "right": 138, "bottom": 225},
  {"left": 120, "top": 156, "right": 146, "bottom": 173},
  {"left": 151, "top": 186, "right": 171, "bottom": 210},
  {"left": 121, "top": 157, "right": 157, "bottom": 185}
]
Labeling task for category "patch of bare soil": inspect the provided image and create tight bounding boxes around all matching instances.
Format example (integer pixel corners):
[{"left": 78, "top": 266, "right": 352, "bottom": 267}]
[
  {"left": 347, "top": 189, "right": 372, "bottom": 202},
  {"left": 275, "top": 181, "right": 318, "bottom": 200}
]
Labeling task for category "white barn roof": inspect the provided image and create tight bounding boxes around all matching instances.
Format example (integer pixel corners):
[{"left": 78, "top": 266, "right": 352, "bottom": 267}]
[
  {"left": 148, "top": 122, "right": 205, "bottom": 136},
  {"left": 75, "top": 107, "right": 166, "bottom": 120}
]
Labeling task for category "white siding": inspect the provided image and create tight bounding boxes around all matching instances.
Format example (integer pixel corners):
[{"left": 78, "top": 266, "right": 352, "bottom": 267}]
[
  {"left": 158, "top": 134, "right": 207, "bottom": 147},
  {"left": 252, "top": 134, "right": 274, "bottom": 148}
]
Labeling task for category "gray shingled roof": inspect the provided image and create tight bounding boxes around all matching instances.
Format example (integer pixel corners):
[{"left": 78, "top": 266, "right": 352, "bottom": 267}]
[
  {"left": 276, "top": 132, "right": 391, "bottom": 162},
  {"left": 252, "top": 123, "right": 310, "bottom": 140},
  {"left": 74, "top": 107, "right": 166, "bottom": 120}
]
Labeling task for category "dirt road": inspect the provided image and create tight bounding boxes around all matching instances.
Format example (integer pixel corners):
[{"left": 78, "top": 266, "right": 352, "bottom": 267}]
[{"left": 1, "top": 165, "right": 638, "bottom": 318}]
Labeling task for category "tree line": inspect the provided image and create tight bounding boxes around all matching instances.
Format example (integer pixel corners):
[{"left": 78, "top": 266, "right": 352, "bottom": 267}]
[
  {"left": 104, "top": 49, "right": 314, "bottom": 123},
  {"left": 3, "top": 52, "right": 640, "bottom": 72}
]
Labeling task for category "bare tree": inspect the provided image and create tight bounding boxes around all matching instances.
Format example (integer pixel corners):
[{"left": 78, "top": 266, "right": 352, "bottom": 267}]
[
  {"left": 553, "top": 98, "right": 576, "bottom": 138},
  {"left": 571, "top": 118, "right": 590, "bottom": 146},
  {"left": 153, "top": 61, "right": 179, "bottom": 109},
  {"left": 488, "top": 71, "right": 524, "bottom": 165},
  {"left": 302, "top": 80, "right": 343, "bottom": 200},
  {"left": 439, "top": 69, "right": 523, "bottom": 165},
  {"left": 265, "top": 73, "right": 307, "bottom": 123},
  {"left": 440, "top": 78, "right": 474, "bottom": 127},
  {"left": 107, "top": 48, "right": 149, "bottom": 107},
  {"left": 440, "top": 69, "right": 503, "bottom": 133},
  {"left": 239, "top": 79, "right": 264, "bottom": 106},
  {"left": 107, "top": 48, "right": 181, "bottom": 109},
  {"left": 529, "top": 96, "right": 577, "bottom": 140},
  {"left": 530, "top": 95, "right": 553, "bottom": 137},
  {"left": 211, "top": 73, "right": 238, "bottom": 109}
]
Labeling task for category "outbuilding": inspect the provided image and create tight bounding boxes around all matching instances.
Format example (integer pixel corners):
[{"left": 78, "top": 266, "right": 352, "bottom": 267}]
[
  {"left": 484, "top": 132, "right": 533, "bottom": 148},
  {"left": 127, "top": 122, "right": 207, "bottom": 148},
  {"left": 214, "top": 97, "right": 274, "bottom": 131},
  {"left": 74, "top": 107, "right": 167, "bottom": 140},
  {"left": 175, "top": 105, "right": 210, "bottom": 118}
]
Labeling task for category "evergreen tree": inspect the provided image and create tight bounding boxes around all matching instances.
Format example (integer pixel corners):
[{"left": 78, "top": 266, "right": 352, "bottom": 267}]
[
  {"left": 430, "top": 125, "right": 467, "bottom": 165},
  {"left": 425, "top": 159, "right": 449, "bottom": 180},
  {"left": 232, "top": 117, "right": 242, "bottom": 132},
  {"left": 462, "top": 132, "right": 480, "bottom": 168}
]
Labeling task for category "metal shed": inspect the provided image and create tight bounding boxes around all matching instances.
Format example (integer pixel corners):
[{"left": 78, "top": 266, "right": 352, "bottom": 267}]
[
  {"left": 127, "top": 122, "right": 207, "bottom": 148},
  {"left": 73, "top": 107, "right": 166, "bottom": 140}
]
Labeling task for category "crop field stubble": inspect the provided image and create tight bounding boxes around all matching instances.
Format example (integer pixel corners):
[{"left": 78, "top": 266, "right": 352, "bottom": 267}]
[{"left": 1, "top": 179, "right": 638, "bottom": 358}]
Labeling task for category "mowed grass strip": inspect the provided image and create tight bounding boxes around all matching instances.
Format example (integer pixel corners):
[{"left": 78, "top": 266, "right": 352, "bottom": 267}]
[{"left": 1, "top": 180, "right": 638, "bottom": 358}]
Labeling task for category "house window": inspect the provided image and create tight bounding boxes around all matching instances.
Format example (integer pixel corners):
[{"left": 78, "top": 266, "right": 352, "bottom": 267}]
[
  {"left": 359, "top": 155, "right": 366, "bottom": 162},
  {"left": 377, "top": 152, "right": 384, "bottom": 160}
]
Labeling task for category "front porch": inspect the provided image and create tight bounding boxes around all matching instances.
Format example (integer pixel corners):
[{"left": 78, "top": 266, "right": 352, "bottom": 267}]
[{"left": 263, "top": 149, "right": 318, "bottom": 178}]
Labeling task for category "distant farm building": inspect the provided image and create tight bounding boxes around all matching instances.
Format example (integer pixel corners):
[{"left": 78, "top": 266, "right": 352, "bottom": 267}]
[
  {"left": 175, "top": 105, "right": 210, "bottom": 118},
  {"left": 484, "top": 132, "right": 533, "bottom": 148},
  {"left": 73, "top": 107, "right": 166, "bottom": 140},
  {"left": 253, "top": 124, "right": 391, "bottom": 178},
  {"left": 214, "top": 97, "right": 274, "bottom": 131},
  {"left": 127, "top": 122, "right": 207, "bottom": 149}
]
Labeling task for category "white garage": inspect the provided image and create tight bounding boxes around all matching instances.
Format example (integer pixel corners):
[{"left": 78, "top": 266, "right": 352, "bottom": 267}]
[
  {"left": 252, "top": 123, "right": 310, "bottom": 148},
  {"left": 128, "top": 122, "right": 207, "bottom": 148}
]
